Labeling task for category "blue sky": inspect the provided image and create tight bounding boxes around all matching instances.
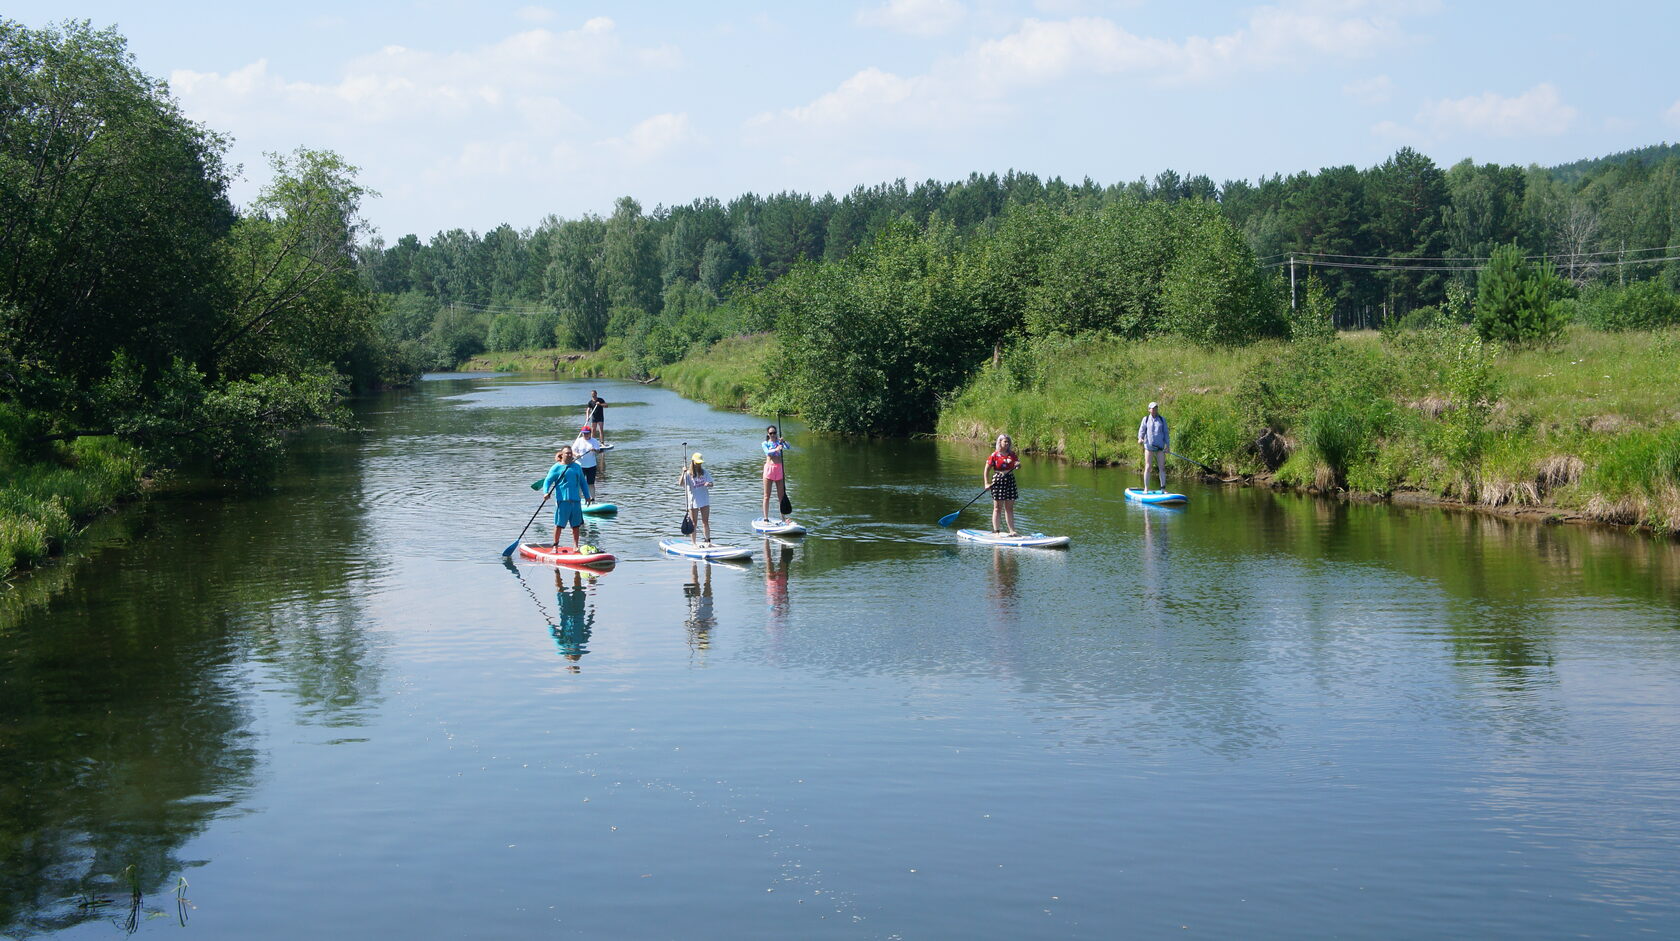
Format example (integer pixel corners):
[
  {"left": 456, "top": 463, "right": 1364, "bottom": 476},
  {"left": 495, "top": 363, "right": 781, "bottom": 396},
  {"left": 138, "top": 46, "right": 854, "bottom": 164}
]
[{"left": 12, "top": 1, "right": 1679, "bottom": 239}]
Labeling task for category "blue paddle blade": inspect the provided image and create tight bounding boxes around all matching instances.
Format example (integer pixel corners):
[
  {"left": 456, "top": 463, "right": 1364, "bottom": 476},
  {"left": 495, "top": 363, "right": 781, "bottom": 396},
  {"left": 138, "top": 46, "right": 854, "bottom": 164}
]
[
  {"left": 500, "top": 539, "right": 520, "bottom": 557},
  {"left": 937, "top": 511, "right": 960, "bottom": 527}
]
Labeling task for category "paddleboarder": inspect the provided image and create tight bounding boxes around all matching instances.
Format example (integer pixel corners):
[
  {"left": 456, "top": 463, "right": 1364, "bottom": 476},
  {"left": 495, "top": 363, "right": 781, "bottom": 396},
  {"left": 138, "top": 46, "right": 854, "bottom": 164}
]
[
  {"left": 679, "top": 452, "right": 714, "bottom": 546},
  {"left": 540, "top": 445, "right": 592, "bottom": 549},
  {"left": 1137, "top": 401, "right": 1169, "bottom": 492},
  {"left": 985, "top": 433, "right": 1021, "bottom": 536},
  {"left": 761, "top": 424, "right": 791, "bottom": 524},
  {"left": 572, "top": 425, "right": 602, "bottom": 498},
  {"left": 587, "top": 390, "right": 606, "bottom": 441}
]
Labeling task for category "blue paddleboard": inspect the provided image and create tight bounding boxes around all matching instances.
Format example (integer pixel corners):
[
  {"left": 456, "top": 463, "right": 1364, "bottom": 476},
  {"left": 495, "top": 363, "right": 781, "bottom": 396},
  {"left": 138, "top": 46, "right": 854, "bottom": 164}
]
[{"left": 1125, "top": 488, "right": 1187, "bottom": 505}]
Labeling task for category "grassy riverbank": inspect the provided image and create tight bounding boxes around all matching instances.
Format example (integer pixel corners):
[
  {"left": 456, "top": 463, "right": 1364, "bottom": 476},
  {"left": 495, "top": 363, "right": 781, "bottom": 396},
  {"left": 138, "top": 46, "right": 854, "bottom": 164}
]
[
  {"left": 1, "top": 437, "right": 148, "bottom": 576},
  {"left": 461, "top": 333, "right": 782, "bottom": 413},
  {"left": 938, "top": 326, "right": 1680, "bottom": 533}
]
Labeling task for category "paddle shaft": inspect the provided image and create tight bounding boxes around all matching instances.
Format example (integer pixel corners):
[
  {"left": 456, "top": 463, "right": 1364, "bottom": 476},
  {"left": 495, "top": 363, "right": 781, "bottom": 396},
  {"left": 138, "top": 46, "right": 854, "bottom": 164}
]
[
  {"left": 502, "top": 482, "right": 555, "bottom": 556},
  {"left": 938, "top": 480, "right": 994, "bottom": 527},
  {"left": 775, "top": 412, "right": 793, "bottom": 517},
  {"left": 678, "top": 436, "right": 692, "bottom": 534},
  {"left": 1168, "top": 450, "right": 1217, "bottom": 473}
]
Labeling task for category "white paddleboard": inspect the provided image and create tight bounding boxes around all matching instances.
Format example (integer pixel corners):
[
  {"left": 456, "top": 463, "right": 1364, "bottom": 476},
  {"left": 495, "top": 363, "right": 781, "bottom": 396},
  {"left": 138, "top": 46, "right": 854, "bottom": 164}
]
[
  {"left": 751, "top": 518, "right": 807, "bottom": 536},
  {"left": 956, "top": 529, "right": 1071, "bottom": 548},
  {"left": 659, "top": 539, "right": 754, "bottom": 561}
]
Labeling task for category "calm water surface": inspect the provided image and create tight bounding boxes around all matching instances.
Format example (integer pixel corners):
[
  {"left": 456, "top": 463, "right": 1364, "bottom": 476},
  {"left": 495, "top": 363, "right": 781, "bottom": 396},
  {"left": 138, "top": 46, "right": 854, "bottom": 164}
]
[{"left": 3, "top": 375, "right": 1680, "bottom": 939}]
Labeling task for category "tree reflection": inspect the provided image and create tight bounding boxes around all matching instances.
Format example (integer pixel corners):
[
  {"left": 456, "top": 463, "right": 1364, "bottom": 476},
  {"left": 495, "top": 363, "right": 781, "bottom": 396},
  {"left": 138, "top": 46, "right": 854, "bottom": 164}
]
[{"left": 0, "top": 428, "right": 381, "bottom": 935}]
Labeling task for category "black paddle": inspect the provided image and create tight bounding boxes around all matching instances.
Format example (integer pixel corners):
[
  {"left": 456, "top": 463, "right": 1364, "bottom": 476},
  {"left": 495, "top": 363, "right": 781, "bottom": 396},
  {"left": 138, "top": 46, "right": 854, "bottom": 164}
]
[
  {"left": 937, "top": 481, "right": 994, "bottom": 527},
  {"left": 679, "top": 442, "right": 695, "bottom": 536},
  {"left": 503, "top": 481, "right": 556, "bottom": 556},
  {"left": 775, "top": 414, "right": 793, "bottom": 517},
  {"left": 1168, "top": 450, "right": 1218, "bottom": 474}
]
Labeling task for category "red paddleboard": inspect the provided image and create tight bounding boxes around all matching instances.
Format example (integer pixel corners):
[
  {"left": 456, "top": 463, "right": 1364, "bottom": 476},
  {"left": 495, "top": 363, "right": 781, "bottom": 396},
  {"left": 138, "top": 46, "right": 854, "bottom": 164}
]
[{"left": 517, "top": 543, "right": 617, "bottom": 568}]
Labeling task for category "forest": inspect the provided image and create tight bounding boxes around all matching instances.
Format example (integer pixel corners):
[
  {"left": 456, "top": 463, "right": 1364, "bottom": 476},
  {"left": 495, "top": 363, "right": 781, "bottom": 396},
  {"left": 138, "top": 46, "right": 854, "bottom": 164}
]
[{"left": 6, "top": 14, "right": 1680, "bottom": 574}]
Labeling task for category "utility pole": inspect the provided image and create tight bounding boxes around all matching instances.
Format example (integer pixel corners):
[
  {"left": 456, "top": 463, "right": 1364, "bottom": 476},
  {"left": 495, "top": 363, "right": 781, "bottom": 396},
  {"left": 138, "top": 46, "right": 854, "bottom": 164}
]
[{"left": 1289, "top": 254, "right": 1296, "bottom": 309}]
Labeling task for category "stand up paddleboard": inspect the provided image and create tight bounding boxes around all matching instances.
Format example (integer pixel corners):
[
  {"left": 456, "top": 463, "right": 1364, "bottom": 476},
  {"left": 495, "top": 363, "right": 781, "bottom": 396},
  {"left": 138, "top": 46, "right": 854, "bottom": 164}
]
[
  {"left": 955, "top": 529, "right": 1071, "bottom": 549},
  {"left": 659, "top": 540, "right": 754, "bottom": 561},
  {"left": 517, "top": 543, "right": 618, "bottom": 567},
  {"left": 581, "top": 502, "right": 618, "bottom": 515},
  {"left": 1125, "top": 488, "right": 1187, "bottom": 505},
  {"left": 751, "top": 519, "right": 807, "bottom": 536}
]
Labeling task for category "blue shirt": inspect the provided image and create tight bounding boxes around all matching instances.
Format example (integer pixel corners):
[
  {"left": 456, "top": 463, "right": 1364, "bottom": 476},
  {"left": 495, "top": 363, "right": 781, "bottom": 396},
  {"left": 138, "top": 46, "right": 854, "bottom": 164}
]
[
  {"left": 762, "top": 439, "right": 791, "bottom": 459},
  {"left": 541, "top": 462, "right": 592, "bottom": 502},
  {"left": 1137, "top": 414, "right": 1169, "bottom": 450}
]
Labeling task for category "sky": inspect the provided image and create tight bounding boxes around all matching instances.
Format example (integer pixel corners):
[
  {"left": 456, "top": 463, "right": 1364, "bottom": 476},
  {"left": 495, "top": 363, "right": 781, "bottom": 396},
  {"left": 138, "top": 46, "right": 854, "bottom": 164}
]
[{"left": 12, "top": 1, "right": 1680, "bottom": 240}]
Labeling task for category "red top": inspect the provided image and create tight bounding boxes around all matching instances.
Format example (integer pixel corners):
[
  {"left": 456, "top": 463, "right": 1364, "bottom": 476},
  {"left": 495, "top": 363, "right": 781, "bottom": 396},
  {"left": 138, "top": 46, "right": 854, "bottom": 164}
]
[{"left": 987, "top": 452, "right": 1019, "bottom": 474}]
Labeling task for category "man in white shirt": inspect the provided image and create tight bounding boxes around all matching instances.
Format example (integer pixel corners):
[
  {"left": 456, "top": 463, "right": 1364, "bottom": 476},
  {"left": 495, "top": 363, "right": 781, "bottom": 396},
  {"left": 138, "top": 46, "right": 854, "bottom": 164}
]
[{"left": 571, "top": 425, "right": 602, "bottom": 498}]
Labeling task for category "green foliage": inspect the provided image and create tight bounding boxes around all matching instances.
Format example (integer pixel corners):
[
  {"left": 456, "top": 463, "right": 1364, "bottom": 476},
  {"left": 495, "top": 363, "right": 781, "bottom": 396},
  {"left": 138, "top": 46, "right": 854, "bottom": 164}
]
[
  {"left": 1577, "top": 280, "right": 1680, "bottom": 331},
  {"left": 777, "top": 220, "right": 988, "bottom": 433},
  {"left": 1474, "top": 244, "right": 1568, "bottom": 344},
  {"left": 1287, "top": 272, "right": 1337, "bottom": 343},
  {"left": 1436, "top": 330, "right": 1501, "bottom": 478},
  {"left": 1159, "top": 201, "right": 1283, "bottom": 346}
]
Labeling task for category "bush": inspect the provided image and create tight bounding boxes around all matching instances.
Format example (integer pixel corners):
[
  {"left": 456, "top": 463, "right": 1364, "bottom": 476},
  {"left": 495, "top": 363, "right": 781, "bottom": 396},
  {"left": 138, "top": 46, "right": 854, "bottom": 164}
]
[{"left": 1578, "top": 281, "right": 1680, "bottom": 331}]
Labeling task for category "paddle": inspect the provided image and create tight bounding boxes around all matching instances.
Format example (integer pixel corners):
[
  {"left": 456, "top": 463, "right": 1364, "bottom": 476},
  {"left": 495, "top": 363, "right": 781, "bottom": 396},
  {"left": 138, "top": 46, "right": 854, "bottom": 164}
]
[
  {"left": 1168, "top": 450, "right": 1218, "bottom": 474},
  {"left": 680, "top": 442, "right": 695, "bottom": 536},
  {"left": 937, "top": 481, "right": 994, "bottom": 527},
  {"left": 503, "top": 480, "right": 556, "bottom": 557},
  {"left": 775, "top": 413, "right": 793, "bottom": 517}
]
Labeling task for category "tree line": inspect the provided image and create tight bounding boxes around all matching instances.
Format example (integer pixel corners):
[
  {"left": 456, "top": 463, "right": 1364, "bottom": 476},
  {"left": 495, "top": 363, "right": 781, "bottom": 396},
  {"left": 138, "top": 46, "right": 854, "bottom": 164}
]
[{"left": 364, "top": 143, "right": 1680, "bottom": 369}]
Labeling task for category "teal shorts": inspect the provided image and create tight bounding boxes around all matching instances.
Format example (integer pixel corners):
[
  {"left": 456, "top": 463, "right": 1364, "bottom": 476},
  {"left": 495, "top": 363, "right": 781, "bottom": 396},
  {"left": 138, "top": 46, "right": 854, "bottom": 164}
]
[{"left": 554, "top": 500, "right": 584, "bottom": 528}]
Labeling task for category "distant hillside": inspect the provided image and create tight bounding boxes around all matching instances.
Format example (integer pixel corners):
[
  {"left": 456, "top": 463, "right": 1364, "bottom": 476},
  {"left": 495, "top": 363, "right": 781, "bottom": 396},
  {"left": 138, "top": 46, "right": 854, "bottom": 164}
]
[{"left": 1548, "top": 142, "right": 1680, "bottom": 183}]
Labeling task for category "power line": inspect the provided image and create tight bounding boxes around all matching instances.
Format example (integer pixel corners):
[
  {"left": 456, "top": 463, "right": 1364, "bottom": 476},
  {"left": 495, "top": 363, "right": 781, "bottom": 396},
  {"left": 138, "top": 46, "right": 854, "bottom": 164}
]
[
  {"left": 1281, "top": 244, "right": 1680, "bottom": 264},
  {"left": 1264, "top": 254, "right": 1680, "bottom": 272}
]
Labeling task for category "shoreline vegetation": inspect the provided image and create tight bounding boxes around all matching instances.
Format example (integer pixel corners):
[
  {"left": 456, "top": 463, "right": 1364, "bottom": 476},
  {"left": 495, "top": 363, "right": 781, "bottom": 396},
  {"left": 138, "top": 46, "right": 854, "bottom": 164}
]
[
  {"left": 468, "top": 323, "right": 1680, "bottom": 538},
  {"left": 9, "top": 17, "right": 1680, "bottom": 580}
]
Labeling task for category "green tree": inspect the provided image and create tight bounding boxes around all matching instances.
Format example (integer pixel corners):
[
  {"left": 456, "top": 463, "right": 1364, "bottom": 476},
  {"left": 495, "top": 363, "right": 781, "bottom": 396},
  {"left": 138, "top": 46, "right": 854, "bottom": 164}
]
[
  {"left": 1473, "top": 244, "right": 1567, "bottom": 344},
  {"left": 1159, "top": 201, "right": 1282, "bottom": 346}
]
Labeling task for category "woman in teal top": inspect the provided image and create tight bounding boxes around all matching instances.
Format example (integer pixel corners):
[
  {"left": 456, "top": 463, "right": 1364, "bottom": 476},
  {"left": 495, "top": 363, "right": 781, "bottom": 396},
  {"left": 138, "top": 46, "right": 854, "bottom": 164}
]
[{"left": 541, "top": 445, "right": 592, "bottom": 548}]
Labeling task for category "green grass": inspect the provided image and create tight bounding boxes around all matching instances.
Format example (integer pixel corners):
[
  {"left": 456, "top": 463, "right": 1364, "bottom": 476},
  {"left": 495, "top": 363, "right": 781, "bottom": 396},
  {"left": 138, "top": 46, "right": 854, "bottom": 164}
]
[
  {"left": 1, "top": 436, "right": 147, "bottom": 577},
  {"left": 658, "top": 333, "right": 781, "bottom": 412},
  {"left": 458, "top": 345, "right": 641, "bottom": 378},
  {"left": 939, "top": 327, "right": 1680, "bottom": 534},
  {"left": 461, "top": 333, "right": 783, "bottom": 414}
]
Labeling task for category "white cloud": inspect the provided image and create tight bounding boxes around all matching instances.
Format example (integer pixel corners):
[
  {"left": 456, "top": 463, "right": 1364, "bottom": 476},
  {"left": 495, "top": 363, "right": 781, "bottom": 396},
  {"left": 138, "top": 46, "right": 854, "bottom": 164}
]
[
  {"left": 1416, "top": 83, "right": 1577, "bottom": 138},
  {"left": 603, "top": 113, "right": 697, "bottom": 164},
  {"left": 1666, "top": 99, "right": 1680, "bottom": 128},
  {"left": 856, "top": 0, "right": 967, "bottom": 36},
  {"left": 167, "top": 17, "right": 687, "bottom": 231},
  {"left": 761, "top": 1, "right": 1415, "bottom": 137},
  {"left": 1343, "top": 74, "right": 1393, "bottom": 105}
]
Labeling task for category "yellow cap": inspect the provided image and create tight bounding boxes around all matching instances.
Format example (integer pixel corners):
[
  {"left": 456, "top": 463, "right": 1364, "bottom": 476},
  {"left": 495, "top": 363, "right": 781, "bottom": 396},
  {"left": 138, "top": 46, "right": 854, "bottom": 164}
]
[{"left": 691, "top": 452, "right": 704, "bottom": 463}]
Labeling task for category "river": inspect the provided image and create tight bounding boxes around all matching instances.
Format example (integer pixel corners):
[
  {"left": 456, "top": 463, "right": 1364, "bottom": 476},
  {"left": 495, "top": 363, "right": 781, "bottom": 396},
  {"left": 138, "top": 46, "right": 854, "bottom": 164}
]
[{"left": 3, "top": 374, "right": 1679, "bottom": 939}]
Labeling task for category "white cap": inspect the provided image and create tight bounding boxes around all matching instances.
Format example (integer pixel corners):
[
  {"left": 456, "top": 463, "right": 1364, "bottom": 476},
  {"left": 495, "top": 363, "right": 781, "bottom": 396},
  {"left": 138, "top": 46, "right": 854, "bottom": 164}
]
[{"left": 1148, "top": 401, "right": 1158, "bottom": 409}]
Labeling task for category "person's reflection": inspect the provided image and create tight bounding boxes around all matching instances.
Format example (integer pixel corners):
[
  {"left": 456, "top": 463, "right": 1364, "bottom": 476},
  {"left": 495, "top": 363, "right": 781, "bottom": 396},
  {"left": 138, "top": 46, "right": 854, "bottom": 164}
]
[
  {"left": 551, "top": 568, "right": 594, "bottom": 671},
  {"left": 1139, "top": 504, "right": 1169, "bottom": 622},
  {"left": 988, "top": 546, "right": 1020, "bottom": 603},
  {"left": 765, "top": 539, "right": 793, "bottom": 615},
  {"left": 683, "top": 561, "right": 716, "bottom": 653}
]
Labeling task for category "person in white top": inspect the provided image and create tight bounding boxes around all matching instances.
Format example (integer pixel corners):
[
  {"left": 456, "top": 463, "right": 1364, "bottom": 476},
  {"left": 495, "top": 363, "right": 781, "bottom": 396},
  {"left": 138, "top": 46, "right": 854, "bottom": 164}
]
[
  {"left": 571, "top": 425, "right": 602, "bottom": 499},
  {"left": 679, "top": 452, "right": 715, "bottom": 545}
]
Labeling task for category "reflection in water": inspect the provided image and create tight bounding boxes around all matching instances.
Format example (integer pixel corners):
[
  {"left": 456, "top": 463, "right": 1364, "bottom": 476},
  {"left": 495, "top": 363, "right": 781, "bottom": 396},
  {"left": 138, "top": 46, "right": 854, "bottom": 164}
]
[
  {"left": 0, "top": 429, "right": 383, "bottom": 935},
  {"left": 502, "top": 558, "right": 602, "bottom": 671},
  {"left": 764, "top": 539, "right": 793, "bottom": 620},
  {"left": 552, "top": 568, "right": 596, "bottom": 670},
  {"left": 987, "top": 546, "right": 1019, "bottom": 603},
  {"left": 683, "top": 562, "right": 717, "bottom": 656}
]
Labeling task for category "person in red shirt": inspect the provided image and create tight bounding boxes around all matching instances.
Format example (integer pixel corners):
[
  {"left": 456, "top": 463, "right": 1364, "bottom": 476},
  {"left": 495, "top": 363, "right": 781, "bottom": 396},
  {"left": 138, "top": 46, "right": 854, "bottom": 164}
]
[{"left": 984, "top": 433, "right": 1021, "bottom": 536}]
